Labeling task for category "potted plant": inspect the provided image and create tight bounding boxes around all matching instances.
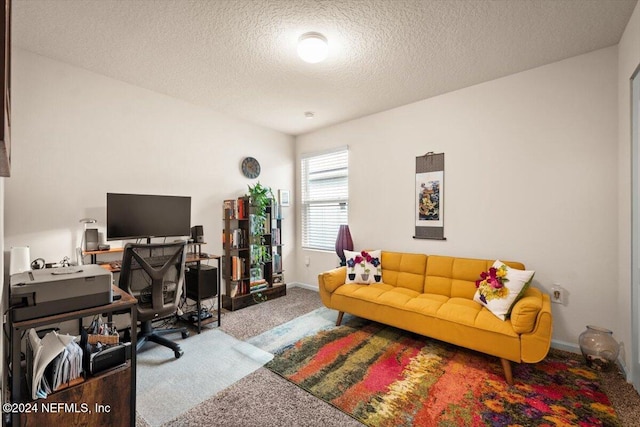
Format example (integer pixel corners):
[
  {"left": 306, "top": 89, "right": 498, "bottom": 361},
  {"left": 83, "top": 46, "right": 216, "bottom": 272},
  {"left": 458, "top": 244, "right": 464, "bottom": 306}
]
[
  {"left": 246, "top": 182, "right": 273, "bottom": 218},
  {"left": 247, "top": 181, "right": 273, "bottom": 275}
]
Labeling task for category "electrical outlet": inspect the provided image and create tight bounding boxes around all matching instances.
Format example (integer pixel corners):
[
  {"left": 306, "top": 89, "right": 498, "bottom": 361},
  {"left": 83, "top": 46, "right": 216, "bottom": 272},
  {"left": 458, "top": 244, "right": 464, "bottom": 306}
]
[
  {"left": 551, "top": 284, "right": 565, "bottom": 305},
  {"left": 304, "top": 256, "right": 310, "bottom": 266}
]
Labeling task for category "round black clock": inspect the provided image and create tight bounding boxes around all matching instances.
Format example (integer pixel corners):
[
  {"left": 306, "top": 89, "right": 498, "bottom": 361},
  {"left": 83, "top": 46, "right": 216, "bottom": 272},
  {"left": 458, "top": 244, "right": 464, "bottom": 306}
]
[{"left": 241, "top": 157, "right": 261, "bottom": 179}]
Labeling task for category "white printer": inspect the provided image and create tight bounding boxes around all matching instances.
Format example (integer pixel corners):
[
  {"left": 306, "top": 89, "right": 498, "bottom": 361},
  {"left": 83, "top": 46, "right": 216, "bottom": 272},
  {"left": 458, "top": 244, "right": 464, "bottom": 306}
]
[{"left": 10, "top": 264, "right": 113, "bottom": 321}]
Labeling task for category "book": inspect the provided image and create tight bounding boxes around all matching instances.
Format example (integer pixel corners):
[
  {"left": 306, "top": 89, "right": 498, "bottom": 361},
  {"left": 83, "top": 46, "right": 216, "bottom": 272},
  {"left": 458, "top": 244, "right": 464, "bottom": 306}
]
[
  {"left": 230, "top": 282, "right": 238, "bottom": 297},
  {"left": 223, "top": 199, "right": 237, "bottom": 219},
  {"left": 273, "top": 253, "right": 282, "bottom": 272},
  {"left": 231, "top": 256, "right": 246, "bottom": 281},
  {"left": 237, "top": 197, "right": 249, "bottom": 219},
  {"left": 250, "top": 283, "right": 268, "bottom": 293}
]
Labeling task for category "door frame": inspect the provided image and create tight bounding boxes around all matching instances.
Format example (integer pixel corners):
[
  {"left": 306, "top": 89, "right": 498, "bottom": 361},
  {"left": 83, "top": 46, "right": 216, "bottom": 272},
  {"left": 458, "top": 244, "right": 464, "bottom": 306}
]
[{"left": 631, "top": 62, "right": 640, "bottom": 391}]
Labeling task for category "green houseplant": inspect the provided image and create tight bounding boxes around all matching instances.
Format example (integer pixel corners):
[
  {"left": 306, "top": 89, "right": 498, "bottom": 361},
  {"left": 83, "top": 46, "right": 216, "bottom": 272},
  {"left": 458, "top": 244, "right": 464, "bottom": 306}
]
[
  {"left": 246, "top": 182, "right": 273, "bottom": 218},
  {"left": 247, "top": 182, "right": 273, "bottom": 268}
]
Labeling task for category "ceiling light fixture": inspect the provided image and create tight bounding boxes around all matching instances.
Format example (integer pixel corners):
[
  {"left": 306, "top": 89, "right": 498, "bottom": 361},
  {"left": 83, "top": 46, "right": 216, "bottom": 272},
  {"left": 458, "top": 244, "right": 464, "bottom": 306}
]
[{"left": 297, "top": 32, "right": 328, "bottom": 63}]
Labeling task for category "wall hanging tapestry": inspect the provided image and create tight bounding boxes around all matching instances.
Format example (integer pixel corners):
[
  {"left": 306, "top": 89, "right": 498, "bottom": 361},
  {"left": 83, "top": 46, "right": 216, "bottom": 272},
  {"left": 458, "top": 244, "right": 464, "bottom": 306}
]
[{"left": 415, "top": 152, "right": 445, "bottom": 240}]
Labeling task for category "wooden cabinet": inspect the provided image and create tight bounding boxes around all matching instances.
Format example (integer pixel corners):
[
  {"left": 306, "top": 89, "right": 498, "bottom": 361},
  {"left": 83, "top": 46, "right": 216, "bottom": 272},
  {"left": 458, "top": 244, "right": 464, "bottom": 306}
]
[
  {"left": 7, "top": 287, "right": 137, "bottom": 427},
  {"left": 20, "top": 366, "right": 131, "bottom": 427},
  {"left": 222, "top": 197, "right": 286, "bottom": 311}
]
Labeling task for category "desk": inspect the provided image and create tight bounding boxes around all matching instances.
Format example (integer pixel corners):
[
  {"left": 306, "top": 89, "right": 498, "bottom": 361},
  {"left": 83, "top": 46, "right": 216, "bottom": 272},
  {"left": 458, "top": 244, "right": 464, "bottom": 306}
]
[
  {"left": 89, "top": 247, "right": 221, "bottom": 334},
  {"left": 8, "top": 286, "right": 137, "bottom": 427},
  {"left": 84, "top": 242, "right": 209, "bottom": 265},
  {"left": 84, "top": 247, "right": 125, "bottom": 265}
]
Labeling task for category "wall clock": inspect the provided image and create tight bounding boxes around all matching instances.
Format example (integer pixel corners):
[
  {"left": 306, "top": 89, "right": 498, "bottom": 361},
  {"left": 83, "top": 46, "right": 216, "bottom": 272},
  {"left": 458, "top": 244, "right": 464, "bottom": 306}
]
[{"left": 241, "top": 156, "right": 261, "bottom": 179}]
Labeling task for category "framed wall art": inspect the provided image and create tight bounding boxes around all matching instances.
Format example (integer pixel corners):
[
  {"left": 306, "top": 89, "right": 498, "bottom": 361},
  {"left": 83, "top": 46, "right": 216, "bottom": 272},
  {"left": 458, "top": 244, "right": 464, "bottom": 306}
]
[
  {"left": 414, "top": 152, "right": 446, "bottom": 240},
  {"left": 278, "top": 189, "right": 290, "bottom": 207}
]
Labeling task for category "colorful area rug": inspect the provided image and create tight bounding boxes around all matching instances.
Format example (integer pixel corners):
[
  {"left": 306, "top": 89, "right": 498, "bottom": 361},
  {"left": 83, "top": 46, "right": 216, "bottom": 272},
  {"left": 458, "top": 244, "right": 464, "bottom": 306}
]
[{"left": 266, "top": 317, "right": 621, "bottom": 427}]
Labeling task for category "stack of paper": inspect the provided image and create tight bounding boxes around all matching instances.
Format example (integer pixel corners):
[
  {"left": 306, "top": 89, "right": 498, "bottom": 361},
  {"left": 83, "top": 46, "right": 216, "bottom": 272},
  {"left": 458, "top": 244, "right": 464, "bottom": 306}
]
[{"left": 27, "top": 329, "right": 84, "bottom": 400}]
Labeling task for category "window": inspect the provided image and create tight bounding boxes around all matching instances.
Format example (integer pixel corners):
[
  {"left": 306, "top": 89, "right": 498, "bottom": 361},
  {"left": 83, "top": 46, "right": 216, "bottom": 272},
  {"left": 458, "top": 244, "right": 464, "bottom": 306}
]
[{"left": 301, "top": 146, "right": 349, "bottom": 250}]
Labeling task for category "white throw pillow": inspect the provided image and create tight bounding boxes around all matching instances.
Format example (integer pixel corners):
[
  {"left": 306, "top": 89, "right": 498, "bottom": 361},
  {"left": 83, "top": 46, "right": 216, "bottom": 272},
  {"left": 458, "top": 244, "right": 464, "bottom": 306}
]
[
  {"left": 344, "top": 250, "right": 382, "bottom": 284},
  {"left": 473, "top": 260, "right": 535, "bottom": 321}
]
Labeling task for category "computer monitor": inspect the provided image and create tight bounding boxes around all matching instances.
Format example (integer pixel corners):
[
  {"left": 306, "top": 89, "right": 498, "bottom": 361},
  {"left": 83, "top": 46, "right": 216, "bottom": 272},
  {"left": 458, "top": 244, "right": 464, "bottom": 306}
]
[{"left": 106, "top": 193, "right": 191, "bottom": 241}]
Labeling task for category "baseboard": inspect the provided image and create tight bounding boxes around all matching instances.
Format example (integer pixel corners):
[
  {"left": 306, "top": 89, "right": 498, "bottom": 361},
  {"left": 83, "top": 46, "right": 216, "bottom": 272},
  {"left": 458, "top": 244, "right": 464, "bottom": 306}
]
[
  {"left": 287, "top": 282, "right": 318, "bottom": 292},
  {"left": 551, "top": 339, "right": 580, "bottom": 354}
]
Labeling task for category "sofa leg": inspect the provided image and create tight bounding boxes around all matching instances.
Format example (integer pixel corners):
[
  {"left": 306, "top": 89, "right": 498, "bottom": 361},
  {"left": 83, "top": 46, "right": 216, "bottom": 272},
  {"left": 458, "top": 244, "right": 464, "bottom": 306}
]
[
  {"left": 501, "top": 358, "right": 514, "bottom": 385},
  {"left": 336, "top": 311, "right": 344, "bottom": 326}
]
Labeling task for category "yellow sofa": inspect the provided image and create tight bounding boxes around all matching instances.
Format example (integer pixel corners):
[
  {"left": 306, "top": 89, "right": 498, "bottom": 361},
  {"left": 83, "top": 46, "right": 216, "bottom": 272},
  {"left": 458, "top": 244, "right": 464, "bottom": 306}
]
[{"left": 318, "top": 251, "right": 552, "bottom": 385}]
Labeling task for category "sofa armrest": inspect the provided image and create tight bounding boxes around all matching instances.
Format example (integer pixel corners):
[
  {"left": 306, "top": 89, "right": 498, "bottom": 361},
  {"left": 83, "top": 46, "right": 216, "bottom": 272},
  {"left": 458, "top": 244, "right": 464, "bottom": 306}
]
[
  {"left": 520, "top": 291, "right": 553, "bottom": 363},
  {"left": 319, "top": 267, "right": 347, "bottom": 293},
  {"left": 510, "top": 287, "right": 543, "bottom": 334}
]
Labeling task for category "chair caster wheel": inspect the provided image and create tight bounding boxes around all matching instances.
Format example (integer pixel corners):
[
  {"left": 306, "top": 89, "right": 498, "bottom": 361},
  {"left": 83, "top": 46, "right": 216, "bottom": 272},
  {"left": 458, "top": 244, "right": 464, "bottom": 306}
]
[
  {"left": 175, "top": 350, "right": 184, "bottom": 359},
  {"left": 181, "top": 331, "right": 189, "bottom": 339}
]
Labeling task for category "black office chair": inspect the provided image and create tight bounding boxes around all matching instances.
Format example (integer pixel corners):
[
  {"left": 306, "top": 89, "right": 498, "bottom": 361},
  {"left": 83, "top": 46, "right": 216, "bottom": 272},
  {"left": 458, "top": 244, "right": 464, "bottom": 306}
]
[{"left": 119, "top": 241, "right": 189, "bottom": 359}]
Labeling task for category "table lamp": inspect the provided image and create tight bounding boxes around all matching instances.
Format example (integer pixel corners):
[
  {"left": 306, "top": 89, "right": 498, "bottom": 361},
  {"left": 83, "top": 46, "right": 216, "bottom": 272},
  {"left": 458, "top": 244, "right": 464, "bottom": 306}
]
[{"left": 335, "top": 224, "right": 353, "bottom": 267}]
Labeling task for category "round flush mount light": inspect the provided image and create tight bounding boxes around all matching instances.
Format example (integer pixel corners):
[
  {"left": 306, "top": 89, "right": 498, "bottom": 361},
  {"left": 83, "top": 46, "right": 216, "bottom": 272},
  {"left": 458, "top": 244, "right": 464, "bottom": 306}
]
[{"left": 297, "top": 32, "right": 328, "bottom": 63}]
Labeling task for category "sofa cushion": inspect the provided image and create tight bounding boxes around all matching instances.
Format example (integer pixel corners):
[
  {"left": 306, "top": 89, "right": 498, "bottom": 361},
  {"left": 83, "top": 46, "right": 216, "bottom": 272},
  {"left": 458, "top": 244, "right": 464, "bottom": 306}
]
[
  {"left": 405, "top": 294, "right": 449, "bottom": 316},
  {"left": 344, "top": 250, "right": 382, "bottom": 284},
  {"left": 380, "top": 252, "right": 427, "bottom": 293},
  {"left": 424, "top": 257, "right": 493, "bottom": 298},
  {"left": 473, "top": 260, "right": 535, "bottom": 321},
  {"left": 424, "top": 256, "right": 526, "bottom": 299}
]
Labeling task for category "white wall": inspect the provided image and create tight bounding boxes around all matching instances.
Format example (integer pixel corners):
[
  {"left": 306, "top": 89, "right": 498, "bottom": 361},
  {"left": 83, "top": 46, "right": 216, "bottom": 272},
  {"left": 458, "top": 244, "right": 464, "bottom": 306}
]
[
  {"left": 6, "top": 48, "right": 295, "bottom": 289},
  {"left": 295, "top": 46, "right": 619, "bottom": 350},
  {"left": 618, "top": 1, "right": 640, "bottom": 378}
]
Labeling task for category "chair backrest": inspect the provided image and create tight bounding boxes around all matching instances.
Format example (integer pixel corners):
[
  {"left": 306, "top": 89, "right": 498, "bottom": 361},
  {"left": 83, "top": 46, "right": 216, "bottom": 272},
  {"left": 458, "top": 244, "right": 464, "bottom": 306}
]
[{"left": 118, "top": 241, "right": 187, "bottom": 321}]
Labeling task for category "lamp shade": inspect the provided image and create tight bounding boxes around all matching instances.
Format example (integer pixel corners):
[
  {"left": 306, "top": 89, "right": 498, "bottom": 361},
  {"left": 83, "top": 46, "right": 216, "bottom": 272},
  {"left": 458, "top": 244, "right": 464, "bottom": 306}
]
[{"left": 335, "top": 225, "right": 354, "bottom": 266}]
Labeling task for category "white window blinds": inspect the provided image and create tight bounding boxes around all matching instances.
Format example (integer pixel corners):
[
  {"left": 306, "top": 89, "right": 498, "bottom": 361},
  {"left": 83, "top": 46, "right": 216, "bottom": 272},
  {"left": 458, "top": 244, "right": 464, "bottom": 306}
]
[{"left": 301, "top": 147, "right": 349, "bottom": 250}]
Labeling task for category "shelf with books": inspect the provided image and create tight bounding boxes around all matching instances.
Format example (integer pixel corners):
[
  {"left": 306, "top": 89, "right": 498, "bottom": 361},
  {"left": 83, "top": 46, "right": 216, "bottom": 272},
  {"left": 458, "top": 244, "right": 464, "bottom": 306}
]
[{"left": 222, "top": 196, "right": 286, "bottom": 311}]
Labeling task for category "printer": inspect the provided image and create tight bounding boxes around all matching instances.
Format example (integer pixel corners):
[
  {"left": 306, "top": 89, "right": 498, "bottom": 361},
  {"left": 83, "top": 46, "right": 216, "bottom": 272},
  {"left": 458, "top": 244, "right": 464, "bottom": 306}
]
[{"left": 10, "top": 264, "right": 113, "bottom": 321}]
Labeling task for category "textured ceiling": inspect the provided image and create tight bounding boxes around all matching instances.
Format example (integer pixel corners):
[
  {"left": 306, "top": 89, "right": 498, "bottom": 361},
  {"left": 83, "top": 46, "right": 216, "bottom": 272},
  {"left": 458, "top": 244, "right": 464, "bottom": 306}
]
[{"left": 12, "top": 0, "right": 638, "bottom": 136}]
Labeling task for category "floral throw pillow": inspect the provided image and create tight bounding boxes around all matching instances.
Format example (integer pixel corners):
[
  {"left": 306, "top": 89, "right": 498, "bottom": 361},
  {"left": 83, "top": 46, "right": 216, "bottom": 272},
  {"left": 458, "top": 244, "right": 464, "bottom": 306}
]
[
  {"left": 473, "top": 260, "right": 535, "bottom": 321},
  {"left": 344, "top": 250, "right": 382, "bottom": 284}
]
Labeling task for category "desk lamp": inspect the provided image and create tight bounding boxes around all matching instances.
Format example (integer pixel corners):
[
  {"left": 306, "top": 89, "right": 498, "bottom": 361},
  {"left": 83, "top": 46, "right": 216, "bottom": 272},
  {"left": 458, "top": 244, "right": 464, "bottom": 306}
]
[{"left": 78, "top": 218, "right": 97, "bottom": 265}]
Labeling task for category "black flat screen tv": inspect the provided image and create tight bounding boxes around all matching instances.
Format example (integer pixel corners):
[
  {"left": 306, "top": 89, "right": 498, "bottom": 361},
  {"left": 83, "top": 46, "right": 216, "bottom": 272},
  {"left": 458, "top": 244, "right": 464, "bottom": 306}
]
[{"left": 107, "top": 193, "right": 191, "bottom": 241}]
